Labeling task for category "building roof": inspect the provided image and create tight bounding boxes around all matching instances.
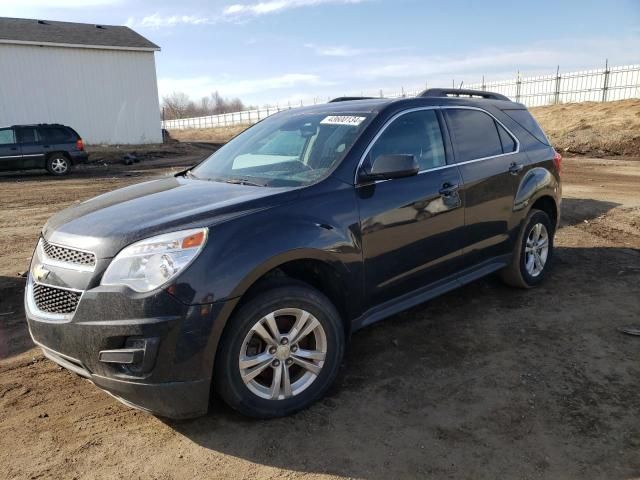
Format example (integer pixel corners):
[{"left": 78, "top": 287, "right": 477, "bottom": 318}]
[{"left": 0, "top": 17, "right": 160, "bottom": 52}]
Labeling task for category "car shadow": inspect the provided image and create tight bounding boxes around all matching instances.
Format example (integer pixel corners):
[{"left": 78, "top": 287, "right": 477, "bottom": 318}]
[
  {"left": 0, "top": 275, "right": 31, "bottom": 359},
  {"left": 559, "top": 197, "right": 620, "bottom": 227}
]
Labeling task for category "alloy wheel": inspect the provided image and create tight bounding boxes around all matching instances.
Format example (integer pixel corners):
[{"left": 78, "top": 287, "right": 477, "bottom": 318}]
[
  {"left": 524, "top": 222, "right": 549, "bottom": 277},
  {"left": 239, "top": 308, "right": 327, "bottom": 400},
  {"left": 51, "top": 157, "right": 68, "bottom": 174}
]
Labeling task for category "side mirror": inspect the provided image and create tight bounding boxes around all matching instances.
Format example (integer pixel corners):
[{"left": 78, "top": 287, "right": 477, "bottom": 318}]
[{"left": 360, "top": 154, "right": 419, "bottom": 181}]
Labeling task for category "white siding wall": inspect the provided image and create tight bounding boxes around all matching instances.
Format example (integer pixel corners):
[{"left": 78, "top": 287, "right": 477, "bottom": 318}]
[{"left": 0, "top": 43, "right": 162, "bottom": 144}]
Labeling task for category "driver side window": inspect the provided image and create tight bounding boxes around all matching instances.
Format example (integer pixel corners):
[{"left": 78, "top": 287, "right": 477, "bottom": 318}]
[{"left": 369, "top": 110, "right": 446, "bottom": 171}]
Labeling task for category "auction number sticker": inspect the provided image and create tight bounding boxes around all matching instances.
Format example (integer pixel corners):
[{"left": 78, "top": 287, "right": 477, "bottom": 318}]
[{"left": 320, "top": 115, "right": 367, "bottom": 126}]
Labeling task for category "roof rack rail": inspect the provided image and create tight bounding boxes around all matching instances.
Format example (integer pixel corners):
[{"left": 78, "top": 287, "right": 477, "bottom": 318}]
[
  {"left": 419, "top": 88, "right": 511, "bottom": 102},
  {"left": 328, "top": 96, "right": 377, "bottom": 103}
]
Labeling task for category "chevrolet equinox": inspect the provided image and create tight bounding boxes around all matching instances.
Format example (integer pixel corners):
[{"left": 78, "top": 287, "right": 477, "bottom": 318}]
[{"left": 25, "top": 89, "right": 562, "bottom": 418}]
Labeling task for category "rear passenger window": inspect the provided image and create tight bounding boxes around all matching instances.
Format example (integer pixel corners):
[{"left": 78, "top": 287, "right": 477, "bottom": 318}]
[
  {"left": 17, "top": 127, "right": 38, "bottom": 144},
  {"left": 369, "top": 110, "right": 446, "bottom": 171},
  {"left": 40, "top": 127, "right": 74, "bottom": 143},
  {"left": 497, "top": 123, "right": 517, "bottom": 153},
  {"left": 0, "top": 128, "right": 15, "bottom": 145},
  {"left": 445, "top": 109, "right": 503, "bottom": 163}
]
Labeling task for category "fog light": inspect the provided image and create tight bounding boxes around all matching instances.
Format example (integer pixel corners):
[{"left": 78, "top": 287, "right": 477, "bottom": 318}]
[
  {"left": 99, "top": 337, "right": 160, "bottom": 376},
  {"left": 98, "top": 348, "right": 143, "bottom": 364}
]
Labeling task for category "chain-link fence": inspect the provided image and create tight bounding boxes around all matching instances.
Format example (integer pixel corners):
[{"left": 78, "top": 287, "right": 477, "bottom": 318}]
[{"left": 162, "top": 62, "right": 640, "bottom": 130}]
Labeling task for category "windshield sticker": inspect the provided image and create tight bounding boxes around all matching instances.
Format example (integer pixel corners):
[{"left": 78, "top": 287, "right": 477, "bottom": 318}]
[{"left": 320, "top": 115, "right": 367, "bottom": 127}]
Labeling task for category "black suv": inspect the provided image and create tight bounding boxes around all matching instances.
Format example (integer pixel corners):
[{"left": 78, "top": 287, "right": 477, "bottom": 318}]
[
  {"left": 25, "top": 90, "right": 561, "bottom": 418},
  {"left": 0, "top": 124, "right": 88, "bottom": 176}
]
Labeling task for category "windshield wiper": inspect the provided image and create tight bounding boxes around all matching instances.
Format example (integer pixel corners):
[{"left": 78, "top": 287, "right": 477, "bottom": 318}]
[
  {"left": 181, "top": 169, "right": 199, "bottom": 179},
  {"left": 223, "top": 177, "right": 267, "bottom": 187}
]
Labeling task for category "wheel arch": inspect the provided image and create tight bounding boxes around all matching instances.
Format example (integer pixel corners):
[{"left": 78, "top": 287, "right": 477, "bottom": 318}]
[
  {"left": 514, "top": 166, "right": 560, "bottom": 228},
  {"left": 46, "top": 150, "right": 72, "bottom": 162},
  {"left": 530, "top": 195, "right": 558, "bottom": 230},
  {"left": 227, "top": 250, "right": 355, "bottom": 336}
]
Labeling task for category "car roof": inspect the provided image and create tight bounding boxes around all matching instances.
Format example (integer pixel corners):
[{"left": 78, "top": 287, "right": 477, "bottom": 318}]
[
  {"left": 279, "top": 95, "right": 525, "bottom": 116},
  {"left": 3, "top": 123, "right": 70, "bottom": 128}
]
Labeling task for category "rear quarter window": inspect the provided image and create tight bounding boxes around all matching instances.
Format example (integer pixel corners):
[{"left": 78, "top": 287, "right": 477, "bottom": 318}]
[
  {"left": 501, "top": 109, "right": 550, "bottom": 145},
  {"left": 39, "top": 127, "right": 75, "bottom": 144}
]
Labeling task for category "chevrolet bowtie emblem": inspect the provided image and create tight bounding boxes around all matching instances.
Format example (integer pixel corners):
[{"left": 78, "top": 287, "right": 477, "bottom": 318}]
[{"left": 33, "top": 264, "right": 50, "bottom": 282}]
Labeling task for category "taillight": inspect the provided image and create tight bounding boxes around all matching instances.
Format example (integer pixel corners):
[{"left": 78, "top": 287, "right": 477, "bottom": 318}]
[
  {"left": 553, "top": 150, "right": 562, "bottom": 174},
  {"left": 76, "top": 138, "right": 84, "bottom": 151}
]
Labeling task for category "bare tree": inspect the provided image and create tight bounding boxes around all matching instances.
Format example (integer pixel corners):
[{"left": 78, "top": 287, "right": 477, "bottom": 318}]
[
  {"left": 161, "top": 91, "right": 256, "bottom": 120},
  {"left": 162, "top": 92, "right": 193, "bottom": 119}
]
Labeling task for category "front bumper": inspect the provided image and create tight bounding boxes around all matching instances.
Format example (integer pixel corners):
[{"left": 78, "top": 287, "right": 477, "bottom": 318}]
[{"left": 25, "top": 278, "right": 236, "bottom": 419}]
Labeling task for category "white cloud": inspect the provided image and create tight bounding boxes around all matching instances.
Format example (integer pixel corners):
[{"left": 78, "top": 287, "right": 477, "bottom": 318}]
[
  {"left": 355, "top": 38, "right": 640, "bottom": 83},
  {"left": 158, "top": 73, "right": 333, "bottom": 99},
  {"left": 0, "top": 0, "right": 120, "bottom": 6},
  {"left": 126, "top": 13, "right": 216, "bottom": 29},
  {"left": 222, "top": 0, "right": 366, "bottom": 17},
  {"left": 304, "top": 43, "right": 408, "bottom": 57}
]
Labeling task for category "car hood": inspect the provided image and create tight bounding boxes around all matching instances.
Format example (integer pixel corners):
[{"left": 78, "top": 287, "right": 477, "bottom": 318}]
[{"left": 43, "top": 176, "right": 297, "bottom": 258}]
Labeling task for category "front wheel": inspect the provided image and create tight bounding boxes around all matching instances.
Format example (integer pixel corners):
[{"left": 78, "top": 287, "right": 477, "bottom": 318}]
[
  {"left": 46, "top": 154, "right": 71, "bottom": 176},
  {"left": 214, "top": 282, "right": 345, "bottom": 418},
  {"left": 500, "top": 209, "right": 554, "bottom": 288}
]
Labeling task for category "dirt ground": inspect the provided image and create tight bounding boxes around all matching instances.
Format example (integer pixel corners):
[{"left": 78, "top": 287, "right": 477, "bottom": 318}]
[
  {"left": 532, "top": 100, "right": 640, "bottom": 157},
  {"left": 0, "top": 154, "right": 639, "bottom": 480},
  {"left": 169, "top": 124, "right": 250, "bottom": 144}
]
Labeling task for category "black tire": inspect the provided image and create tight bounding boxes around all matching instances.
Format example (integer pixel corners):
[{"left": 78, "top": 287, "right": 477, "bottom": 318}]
[
  {"left": 500, "top": 209, "right": 554, "bottom": 288},
  {"left": 214, "top": 282, "right": 345, "bottom": 418},
  {"left": 46, "top": 154, "right": 72, "bottom": 176}
]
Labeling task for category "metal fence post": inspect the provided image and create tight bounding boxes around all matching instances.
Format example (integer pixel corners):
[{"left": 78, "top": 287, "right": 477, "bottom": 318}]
[
  {"left": 554, "top": 65, "right": 561, "bottom": 104},
  {"left": 481, "top": 75, "right": 485, "bottom": 91},
  {"left": 602, "top": 59, "right": 610, "bottom": 102},
  {"left": 515, "top": 71, "right": 522, "bottom": 103}
]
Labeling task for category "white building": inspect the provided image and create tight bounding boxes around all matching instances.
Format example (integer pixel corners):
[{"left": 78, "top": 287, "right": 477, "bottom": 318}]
[{"left": 0, "top": 17, "right": 162, "bottom": 144}]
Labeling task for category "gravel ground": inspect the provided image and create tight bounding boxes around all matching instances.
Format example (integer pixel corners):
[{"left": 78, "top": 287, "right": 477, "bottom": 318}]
[{"left": 0, "top": 155, "right": 638, "bottom": 480}]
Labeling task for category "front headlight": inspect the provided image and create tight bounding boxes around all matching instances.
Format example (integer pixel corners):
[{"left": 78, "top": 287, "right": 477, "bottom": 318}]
[{"left": 101, "top": 228, "right": 208, "bottom": 293}]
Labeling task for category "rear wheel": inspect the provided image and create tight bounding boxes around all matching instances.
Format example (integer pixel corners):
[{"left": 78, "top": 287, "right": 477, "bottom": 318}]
[
  {"left": 46, "top": 154, "right": 71, "bottom": 176},
  {"left": 214, "top": 282, "right": 344, "bottom": 418},
  {"left": 500, "top": 209, "right": 554, "bottom": 288}
]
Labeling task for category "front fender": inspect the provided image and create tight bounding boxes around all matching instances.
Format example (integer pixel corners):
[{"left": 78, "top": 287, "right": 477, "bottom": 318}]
[{"left": 171, "top": 181, "right": 362, "bottom": 307}]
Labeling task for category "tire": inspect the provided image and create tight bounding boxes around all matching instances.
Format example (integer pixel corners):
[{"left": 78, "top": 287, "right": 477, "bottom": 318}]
[
  {"left": 500, "top": 208, "right": 554, "bottom": 288},
  {"left": 46, "top": 154, "right": 71, "bottom": 176},
  {"left": 214, "top": 282, "right": 345, "bottom": 418}
]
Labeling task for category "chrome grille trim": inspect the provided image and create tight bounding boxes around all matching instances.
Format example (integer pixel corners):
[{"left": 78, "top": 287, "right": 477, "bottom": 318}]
[
  {"left": 41, "top": 238, "right": 96, "bottom": 270},
  {"left": 32, "top": 282, "right": 82, "bottom": 314},
  {"left": 26, "top": 278, "right": 84, "bottom": 321}
]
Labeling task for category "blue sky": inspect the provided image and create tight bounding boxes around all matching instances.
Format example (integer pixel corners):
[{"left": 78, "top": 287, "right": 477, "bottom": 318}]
[{"left": 2, "top": 0, "right": 639, "bottom": 105}]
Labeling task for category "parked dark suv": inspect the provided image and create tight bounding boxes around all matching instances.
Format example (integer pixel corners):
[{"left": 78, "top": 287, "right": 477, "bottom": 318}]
[
  {"left": 25, "top": 90, "right": 561, "bottom": 418},
  {"left": 0, "top": 124, "right": 87, "bottom": 176}
]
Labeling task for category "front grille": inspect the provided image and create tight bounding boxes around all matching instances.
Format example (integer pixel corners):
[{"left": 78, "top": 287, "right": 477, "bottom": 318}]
[
  {"left": 41, "top": 238, "right": 96, "bottom": 267},
  {"left": 32, "top": 283, "right": 81, "bottom": 314}
]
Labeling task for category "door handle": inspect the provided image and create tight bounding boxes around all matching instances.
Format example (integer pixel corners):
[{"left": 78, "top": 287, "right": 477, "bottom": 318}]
[
  {"left": 10, "top": 147, "right": 17, "bottom": 151},
  {"left": 439, "top": 183, "right": 459, "bottom": 196},
  {"left": 509, "top": 162, "right": 524, "bottom": 175}
]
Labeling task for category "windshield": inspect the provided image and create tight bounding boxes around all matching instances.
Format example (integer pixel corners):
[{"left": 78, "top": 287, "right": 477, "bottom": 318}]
[{"left": 191, "top": 112, "right": 373, "bottom": 187}]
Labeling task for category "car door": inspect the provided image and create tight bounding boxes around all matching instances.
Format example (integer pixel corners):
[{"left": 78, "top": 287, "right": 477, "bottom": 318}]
[
  {"left": 16, "top": 126, "right": 45, "bottom": 169},
  {"left": 442, "top": 106, "right": 524, "bottom": 268},
  {"left": 0, "top": 128, "right": 21, "bottom": 171},
  {"left": 356, "top": 108, "right": 465, "bottom": 308}
]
